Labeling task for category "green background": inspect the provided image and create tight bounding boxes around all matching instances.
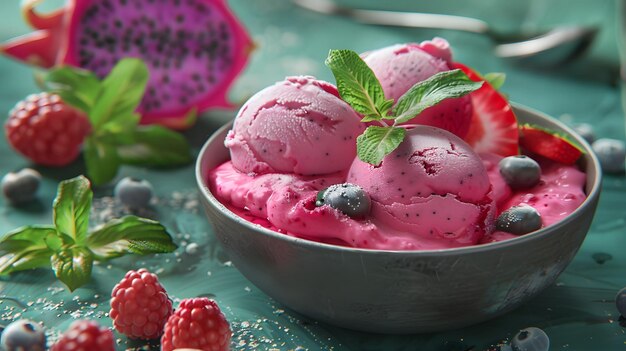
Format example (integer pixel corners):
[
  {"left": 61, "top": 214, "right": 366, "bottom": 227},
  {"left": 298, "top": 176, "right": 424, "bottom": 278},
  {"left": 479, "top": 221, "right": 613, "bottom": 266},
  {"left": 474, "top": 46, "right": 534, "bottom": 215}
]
[{"left": 1, "top": 0, "right": 625, "bottom": 350}]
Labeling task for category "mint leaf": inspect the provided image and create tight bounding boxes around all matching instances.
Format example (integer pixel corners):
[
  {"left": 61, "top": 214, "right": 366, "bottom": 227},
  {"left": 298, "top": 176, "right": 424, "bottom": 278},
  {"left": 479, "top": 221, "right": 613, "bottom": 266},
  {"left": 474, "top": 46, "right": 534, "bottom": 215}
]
[
  {"left": 51, "top": 247, "right": 93, "bottom": 291},
  {"left": 0, "top": 248, "right": 55, "bottom": 275},
  {"left": 356, "top": 126, "right": 406, "bottom": 166},
  {"left": 84, "top": 138, "right": 121, "bottom": 186},
  {"left": 325, "top": 49, "right": 393, "bottom": 121},
  {"left": 53, "top": 176, "right": 92, "bottom": 244},
  {"left": 45, "top": 66, "right": 102, "bottom": 114},
  {"left": 113, "top": 126, "right": 193, "bottom": 167},
  {"left": 394, "top": 69, "right": 483, "bottom": 124},
  {"left": 87, "top": 216, "right": 177, "bottom": 259},
  {"left": 0, "top": 225, "right": 57, "bottom": 254},
  {"left": 484, "top": 72, "right": 506, "bottom": 90},
  {"left": 0, "top": 225, "right": 59, "bottom": 275},
  {"left": 99, "top": 112, "right": 141, "bottom": 135},
  {"left": 89, "top": 58, "right": 149, "bottom": 129}
]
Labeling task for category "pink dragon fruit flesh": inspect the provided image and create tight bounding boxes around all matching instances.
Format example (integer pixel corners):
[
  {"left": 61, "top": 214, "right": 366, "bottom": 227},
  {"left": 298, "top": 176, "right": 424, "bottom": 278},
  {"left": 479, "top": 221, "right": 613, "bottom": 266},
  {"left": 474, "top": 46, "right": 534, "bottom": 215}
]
[{"left": 2, "top": 0, "right": 254, "bottom": 129}]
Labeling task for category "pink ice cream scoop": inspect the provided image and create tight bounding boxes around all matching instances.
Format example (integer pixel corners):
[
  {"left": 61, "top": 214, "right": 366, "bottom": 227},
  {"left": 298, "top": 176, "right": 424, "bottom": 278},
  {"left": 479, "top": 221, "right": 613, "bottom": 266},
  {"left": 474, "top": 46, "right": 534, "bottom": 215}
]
[
  {"left": 225, "top": 76, "right": 364, "bottom": 176},
  {"left": 347, "top": 125, "right": 495, "bottom": 246},
  {"left": 363, "top": 38, "right": 473, "bottom": 138}
]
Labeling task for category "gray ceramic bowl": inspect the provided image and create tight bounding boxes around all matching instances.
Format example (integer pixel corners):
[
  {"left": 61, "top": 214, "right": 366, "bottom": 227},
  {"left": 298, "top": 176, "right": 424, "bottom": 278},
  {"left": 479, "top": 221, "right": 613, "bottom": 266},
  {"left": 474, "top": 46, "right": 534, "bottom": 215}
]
[{"left": 195, "top": 104, "right": 601, "bottom": 334}]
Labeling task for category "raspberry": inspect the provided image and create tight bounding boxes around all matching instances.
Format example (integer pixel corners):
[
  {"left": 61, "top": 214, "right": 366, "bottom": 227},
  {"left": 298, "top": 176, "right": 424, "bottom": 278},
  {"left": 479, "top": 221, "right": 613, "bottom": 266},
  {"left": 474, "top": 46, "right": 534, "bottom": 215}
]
[
  {"left": 50, "top": 320, "right": 114, "bottom": 351},
  {"left": 109, "top": 268, "right": 172, "bottom": 340},
  {"left": 161, "top": 298, "right": 231, "bottom": 351},
  {"left": 4, "top": 92, "right": 91, "bottom": 166}
]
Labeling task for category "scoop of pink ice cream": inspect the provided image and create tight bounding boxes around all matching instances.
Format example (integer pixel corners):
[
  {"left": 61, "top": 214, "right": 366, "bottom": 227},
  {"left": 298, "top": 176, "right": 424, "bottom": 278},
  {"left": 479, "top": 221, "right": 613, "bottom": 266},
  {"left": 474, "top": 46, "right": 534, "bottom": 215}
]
[
  {"left": 347, "top": 126, "right": 495, "bottom": 245},
  {"left": 362, "top": 38, "right": 473, "bottom": 138},
  {"left": 225, "top": 76, "right": 364, "bottom": 176}
]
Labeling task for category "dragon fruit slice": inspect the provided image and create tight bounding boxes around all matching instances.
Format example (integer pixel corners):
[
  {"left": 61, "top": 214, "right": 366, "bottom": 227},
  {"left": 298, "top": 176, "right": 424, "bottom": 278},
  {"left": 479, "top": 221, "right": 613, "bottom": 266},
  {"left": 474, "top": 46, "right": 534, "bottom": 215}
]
[{"left": 2, "top": 0, "right": 254, "bottom": 129}]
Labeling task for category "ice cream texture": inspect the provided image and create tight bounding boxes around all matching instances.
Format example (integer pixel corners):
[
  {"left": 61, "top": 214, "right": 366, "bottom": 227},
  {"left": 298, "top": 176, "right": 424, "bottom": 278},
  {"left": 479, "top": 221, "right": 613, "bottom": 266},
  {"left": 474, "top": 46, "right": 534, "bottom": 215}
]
[
  {"left": 225, "top": 76, "right": 364, "bottom": 176},
  {"left": 208, "top": 40, "right": 587, "bottom": 251},
  {"left": 363, "top": 38, "right": 473, "bottom": 138}
]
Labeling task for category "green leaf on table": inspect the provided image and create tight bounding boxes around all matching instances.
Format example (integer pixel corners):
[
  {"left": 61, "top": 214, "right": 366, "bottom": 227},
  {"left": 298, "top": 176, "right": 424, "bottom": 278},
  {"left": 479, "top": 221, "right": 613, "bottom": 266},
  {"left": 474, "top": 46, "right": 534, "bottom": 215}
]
[
  {"left": 0, "top": 225, "right": 57, "bottom": 254},
  {"left": 114, "top": 126, "right": 193, "bottom": 167},
  {"left": 484, "top": 72, "right": 506, "bottom": 90},
  {"left": 53, "top": 176, "right": 92, "bottom": 244},
  {"left": 89, "top": 58, "right": 149, "bottom": 128},
  {"left": 44, "top": 66, "right": 102, "bottom": 113},
  {"left": 100, "top": 112, "right": 142, "bottom": 135},
  {"left": 0, "top": 248, "right": 55, "bottom": 275},
  {"left": 87, "top": 215, "right": 177, "bottom": 259},
  {"left": 393, "top": 69, "right": 483, "bottom": 124},
  {"left": 356, "top": 126, "right": 406, "bottom": 166},
  {"left": 84, "top": 138, "right": 121, "bottom": 186},
  {"left": 51, "top": 247, "right": 94, "bottom": 291},
  {"left": 325, "top": 49, "right": 393, "bottom": 121},
  {"left": 0, "top": 225, "right": 59, "bottom": 275}
]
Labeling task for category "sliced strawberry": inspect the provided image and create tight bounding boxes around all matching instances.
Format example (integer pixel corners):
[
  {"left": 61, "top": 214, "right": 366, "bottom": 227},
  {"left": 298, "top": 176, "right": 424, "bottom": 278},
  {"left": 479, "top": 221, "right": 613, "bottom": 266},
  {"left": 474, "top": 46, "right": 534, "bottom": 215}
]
[
  {"left": 519, "top": 124, "right": 584, "bottom": 164},
  {"left": 453, "top": 63, "right": 519, "bottom": 156}
]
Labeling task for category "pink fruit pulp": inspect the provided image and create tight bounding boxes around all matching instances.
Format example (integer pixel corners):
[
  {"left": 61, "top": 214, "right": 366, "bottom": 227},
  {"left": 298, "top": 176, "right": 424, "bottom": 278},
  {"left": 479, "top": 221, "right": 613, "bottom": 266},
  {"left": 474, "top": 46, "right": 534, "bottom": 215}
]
[{"left": 2, "top": 0, "right": 254, "bottom": 129}]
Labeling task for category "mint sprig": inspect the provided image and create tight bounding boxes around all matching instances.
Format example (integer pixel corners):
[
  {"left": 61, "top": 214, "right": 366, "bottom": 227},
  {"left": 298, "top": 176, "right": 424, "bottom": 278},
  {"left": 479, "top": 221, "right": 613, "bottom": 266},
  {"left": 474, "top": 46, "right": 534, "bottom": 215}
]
[
  {"left": 325, "top": 50, "right": 483, "bottom": 166},
  {"left": 484, "top": 72, "right": 506, "bottom": 90},
  {"left": 324, "top": 50, "right": 394, "bottom": 121},
  {"left": 0, "top": 176, "right": 177, "bottom": 291},
  {"left": 44, "top": 59, "right": 193, "bottom": 185}
]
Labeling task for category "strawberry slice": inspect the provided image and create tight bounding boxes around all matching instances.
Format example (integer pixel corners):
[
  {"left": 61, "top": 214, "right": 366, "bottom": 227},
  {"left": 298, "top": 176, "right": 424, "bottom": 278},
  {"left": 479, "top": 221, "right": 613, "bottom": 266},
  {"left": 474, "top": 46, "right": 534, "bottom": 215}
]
[
  {"left": 519, "top": 124, "right": 584, "bottom": 164},
  {"left": 453, "top": 63, "right": 519, "bottom": 156}
]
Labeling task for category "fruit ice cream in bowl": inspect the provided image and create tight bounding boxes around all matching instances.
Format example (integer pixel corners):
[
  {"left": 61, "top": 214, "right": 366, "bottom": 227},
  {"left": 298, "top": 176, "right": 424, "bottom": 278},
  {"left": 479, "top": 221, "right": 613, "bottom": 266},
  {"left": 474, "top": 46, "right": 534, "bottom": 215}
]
[{"left": 196, "top": 38, "right": 601, "bottom": 333}]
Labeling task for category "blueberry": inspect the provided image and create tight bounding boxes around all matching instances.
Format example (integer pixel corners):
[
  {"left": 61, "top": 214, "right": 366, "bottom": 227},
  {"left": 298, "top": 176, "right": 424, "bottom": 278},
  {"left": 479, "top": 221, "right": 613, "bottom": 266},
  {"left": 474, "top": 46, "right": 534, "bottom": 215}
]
[
  {"left": 0, "top": 319, "right": 46, "bottom": 351},
  {"left": 573, "top": 123, "right": 595, "bottom": 143},
  {"left": 316, "top": 183, "right": 371, "bottom": 218},
  {"left": 1, "top": 168, "right": 41, "bottom": 205},
  {"left": 499, "top": 155, "right": 541, "bottom": 189},
  {"left": 591, "top": 138, "right": 625, "bottom": 173},
  {"left": 496, "top": 205, "right": 542, "bottom": 235},
  {"left": 511, "top": 327, "right": 549, "bottom": 351},
  {"left": 616, "top": 287, "right": 626, "bottom": 317},
  {"left": 114, "top": 177, "right": 154, "bottom": 209}
]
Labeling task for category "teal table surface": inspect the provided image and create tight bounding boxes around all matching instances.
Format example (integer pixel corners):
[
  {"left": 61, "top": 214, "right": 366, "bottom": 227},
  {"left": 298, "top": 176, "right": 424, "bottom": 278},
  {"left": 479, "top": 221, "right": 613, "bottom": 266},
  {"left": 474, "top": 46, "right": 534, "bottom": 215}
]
[{"left": 1, "top": 0, "right": 626, "bottom": 350}]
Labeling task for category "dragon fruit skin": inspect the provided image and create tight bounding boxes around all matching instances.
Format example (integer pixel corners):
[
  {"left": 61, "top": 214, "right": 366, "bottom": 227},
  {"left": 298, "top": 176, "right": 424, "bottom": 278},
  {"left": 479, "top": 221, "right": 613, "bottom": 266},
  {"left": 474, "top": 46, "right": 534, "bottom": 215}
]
[{"left": 2, "top": 0, "right": 254, "bottom": 129}]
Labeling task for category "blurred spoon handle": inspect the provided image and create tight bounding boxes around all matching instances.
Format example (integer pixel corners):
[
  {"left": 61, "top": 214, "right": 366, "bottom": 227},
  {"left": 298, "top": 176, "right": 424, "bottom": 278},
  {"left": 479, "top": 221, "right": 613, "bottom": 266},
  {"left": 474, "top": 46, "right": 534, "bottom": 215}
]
[{"left": 293, "top": 0, "right": 489, "bottom": 34}]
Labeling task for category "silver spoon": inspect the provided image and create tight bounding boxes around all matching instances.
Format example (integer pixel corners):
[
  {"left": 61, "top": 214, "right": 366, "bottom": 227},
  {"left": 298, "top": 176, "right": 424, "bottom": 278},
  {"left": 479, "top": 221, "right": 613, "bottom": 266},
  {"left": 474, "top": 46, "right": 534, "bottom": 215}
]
[{"left": 293, "top": 0, "right": 598, "bottom": 66}]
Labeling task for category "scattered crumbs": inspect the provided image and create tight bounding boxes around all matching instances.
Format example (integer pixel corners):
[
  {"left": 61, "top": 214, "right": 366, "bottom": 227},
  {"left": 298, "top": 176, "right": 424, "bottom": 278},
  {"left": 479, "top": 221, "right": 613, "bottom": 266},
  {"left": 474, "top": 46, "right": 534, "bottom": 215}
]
[
  {"left": 48, "top": 287, "right": 65, "bottom": 295},
  {"left": 244, "top": 286, "right": 251, "bottom": 292}
]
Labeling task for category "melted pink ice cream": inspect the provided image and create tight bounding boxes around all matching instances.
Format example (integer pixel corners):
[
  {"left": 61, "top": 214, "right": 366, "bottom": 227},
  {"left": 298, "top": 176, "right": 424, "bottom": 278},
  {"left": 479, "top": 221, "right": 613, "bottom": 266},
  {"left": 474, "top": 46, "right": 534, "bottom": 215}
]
[
  {"left": 363, "top": 39, "right": 473, "bottom": 138},
  {"left": 225, "top": 76, "right": 364, "bottom": 176},
  {"left": 480, "top": 155, "right": 587, "bottom": 244},
  {"left": 208, "top": 149, "right": 586, "bottom": 250}
]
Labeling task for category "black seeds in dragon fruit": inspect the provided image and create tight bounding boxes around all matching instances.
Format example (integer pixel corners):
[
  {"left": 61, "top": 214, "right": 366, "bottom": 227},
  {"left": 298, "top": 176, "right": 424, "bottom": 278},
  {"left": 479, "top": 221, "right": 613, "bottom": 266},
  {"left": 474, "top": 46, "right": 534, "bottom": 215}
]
[{"left": 72, "top": 0, "right": 250, "bottom": 119}]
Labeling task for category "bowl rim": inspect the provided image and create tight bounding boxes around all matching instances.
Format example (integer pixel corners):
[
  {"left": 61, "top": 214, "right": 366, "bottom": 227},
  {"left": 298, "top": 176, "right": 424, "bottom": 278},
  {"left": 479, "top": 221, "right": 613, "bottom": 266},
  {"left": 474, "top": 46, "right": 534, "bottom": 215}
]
[{"left": 195, "top": 102, "right": 602, "bottom": 257}]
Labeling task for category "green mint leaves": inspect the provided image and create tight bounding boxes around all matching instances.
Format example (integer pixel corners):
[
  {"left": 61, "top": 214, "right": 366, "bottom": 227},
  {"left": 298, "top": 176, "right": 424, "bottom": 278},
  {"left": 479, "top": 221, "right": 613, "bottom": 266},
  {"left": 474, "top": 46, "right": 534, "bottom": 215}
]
[
  {"left": 356, "top": 126, "right": 406, "bottom": 167},
  {"left": 325, "top": 49, "right": 483, "bottom": 166},
  {"left": 0, "top": 176, "right": 177, "bottom": 291},
  {"left": 44, "top": 58, "right": 193, "bottom": 185},
  {"left": 325, "top": 50, "right": 394, "bottom": 121}
]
